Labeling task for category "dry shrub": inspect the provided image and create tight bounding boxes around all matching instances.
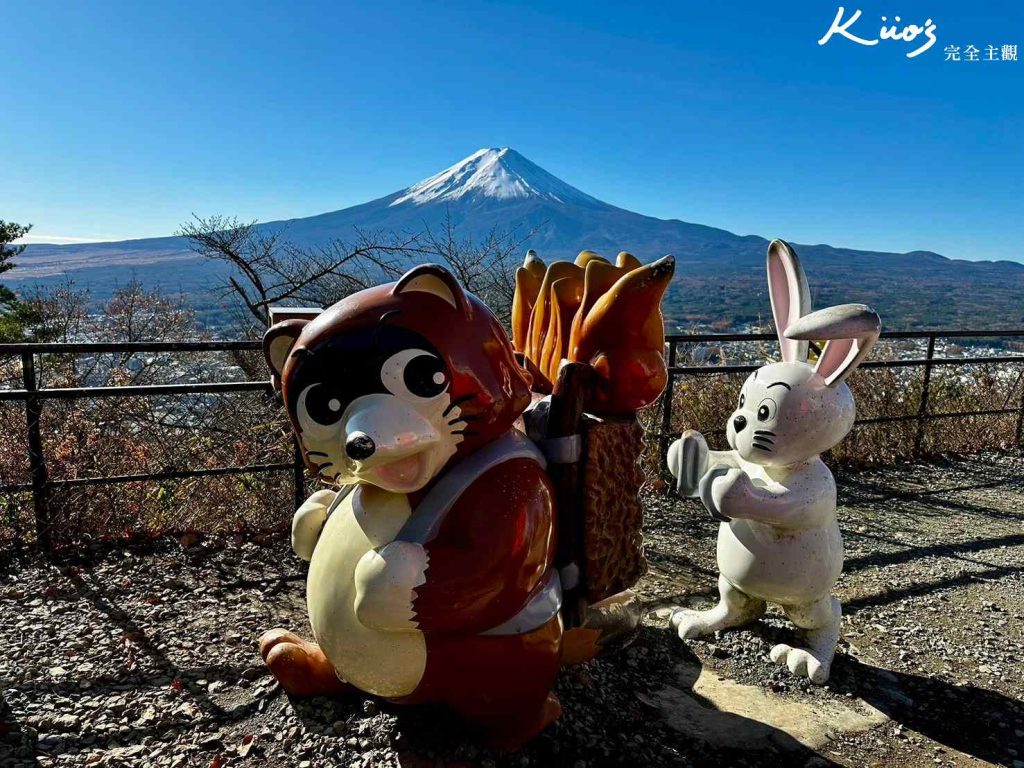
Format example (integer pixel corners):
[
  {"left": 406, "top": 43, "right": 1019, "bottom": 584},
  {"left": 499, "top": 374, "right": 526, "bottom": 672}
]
[
  {"left": 0, "top": 282, "right": 303, "bottom": 550},
  {"left": 36, "top": 389, "right": 296, "bottom": 546},
  {"left": 1, "top": 359, "right": 32, "bottom": 545},
  {"left": 1, "top": 353, "right": 301, "bottom": 549}
]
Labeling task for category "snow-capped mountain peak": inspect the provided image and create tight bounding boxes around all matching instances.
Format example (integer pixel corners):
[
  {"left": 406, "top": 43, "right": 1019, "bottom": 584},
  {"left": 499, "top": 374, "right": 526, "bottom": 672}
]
[{"left": 390, "top": 147, "right": 605, "bottom": 208}]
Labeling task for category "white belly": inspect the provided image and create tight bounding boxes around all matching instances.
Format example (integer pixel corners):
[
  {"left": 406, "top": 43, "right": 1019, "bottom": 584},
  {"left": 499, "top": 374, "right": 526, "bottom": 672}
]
[
  {"left": 306, "top": 485, "right": 427, "bottom": 698},
  {"left": 717, "top": 518, "right": 843, "bottom": 606}
]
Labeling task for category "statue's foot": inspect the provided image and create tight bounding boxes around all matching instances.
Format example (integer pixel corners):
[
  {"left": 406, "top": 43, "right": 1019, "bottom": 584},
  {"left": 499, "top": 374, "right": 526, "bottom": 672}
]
[
  {"left": 258, "top": 628, "right": 353, "bottom": 698},
  {"left": 772, "top": 596, "right": 841, "bottom": 685},
  {"left": 769, "top": 644, "right": 831, "bottom": 685},
  {"left": 670, "top": 608, "right": 723, "bottom": 639},
  {"left": 562, "top": 590, "right": 642, "bottom": 665},
  {"left": 670, "top": 576, "right": 767, "bottom": 640},
  {"left": 485, "top": 692, "right": 562, "bottom": 751}
]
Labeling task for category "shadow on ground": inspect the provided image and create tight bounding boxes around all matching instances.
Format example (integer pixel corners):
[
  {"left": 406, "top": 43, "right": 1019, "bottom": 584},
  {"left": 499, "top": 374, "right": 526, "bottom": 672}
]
[
  {"left": 283, "top": 626, "right": 844, "bottom": 768},
  {"left": 830, "top": 656, "right": 1024, "bottom": 766},
  {"left": 4, "top": 452, "right": 1024, "bottom": 766}
]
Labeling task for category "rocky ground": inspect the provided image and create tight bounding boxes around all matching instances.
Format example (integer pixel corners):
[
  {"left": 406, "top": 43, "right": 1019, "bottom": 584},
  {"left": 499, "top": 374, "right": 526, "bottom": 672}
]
[{"left": 2, "top": 452, "right": 1023, "bottom": 767}]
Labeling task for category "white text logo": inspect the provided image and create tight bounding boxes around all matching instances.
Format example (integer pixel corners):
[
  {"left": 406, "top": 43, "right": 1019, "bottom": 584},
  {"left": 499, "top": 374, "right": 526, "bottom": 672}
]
[{"left": 818, "top": 6, "right": 938, "bottom": 58}]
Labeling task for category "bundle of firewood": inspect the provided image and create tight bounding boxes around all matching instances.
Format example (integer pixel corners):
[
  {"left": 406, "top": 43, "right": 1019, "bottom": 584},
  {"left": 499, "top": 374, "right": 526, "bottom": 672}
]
[
  {"left": 514, "top": 249, "right": 673, "bottom": 627},
  {"left": 512, "top": 250, "right": 675, "bottom": 416}
]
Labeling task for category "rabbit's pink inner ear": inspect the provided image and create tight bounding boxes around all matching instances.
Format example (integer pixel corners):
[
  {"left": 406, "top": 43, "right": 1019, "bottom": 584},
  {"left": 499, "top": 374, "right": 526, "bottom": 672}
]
[
  {"left": 768, "top": 250, "right": 805, "bottom": 362},
  {"left": 816, "top": 337, "right": 859, "bottom": 387}
]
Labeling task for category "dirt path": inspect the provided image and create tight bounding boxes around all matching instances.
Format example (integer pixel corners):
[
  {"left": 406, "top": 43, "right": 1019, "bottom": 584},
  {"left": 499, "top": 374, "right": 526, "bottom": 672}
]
[{"left": 2, "top": 453, "right": 1023, "bottom": 767}]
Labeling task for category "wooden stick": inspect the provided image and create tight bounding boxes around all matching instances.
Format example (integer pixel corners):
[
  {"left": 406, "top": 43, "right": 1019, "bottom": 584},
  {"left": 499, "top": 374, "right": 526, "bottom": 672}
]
[{"left": 545, "top": 360, "right": 591, "bottom": 628}]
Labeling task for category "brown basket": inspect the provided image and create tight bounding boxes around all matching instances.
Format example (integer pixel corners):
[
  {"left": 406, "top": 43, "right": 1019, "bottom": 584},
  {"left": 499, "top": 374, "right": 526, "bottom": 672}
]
[
  {"left": 532, "top": 362, "right": 648, "bottom": 623},
  {"left": 578, "top": 415, "right": 647, "bottom": 602}
]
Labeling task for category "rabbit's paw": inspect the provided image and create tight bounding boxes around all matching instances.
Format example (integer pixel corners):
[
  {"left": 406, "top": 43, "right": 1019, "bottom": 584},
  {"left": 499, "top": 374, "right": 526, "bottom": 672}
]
[
  {"left": 667, "top": 430, "right": 709, "bottom": 498},
  {"left": 669, "top": 608, "right": 720, "bottom": 640},
  {"left": 769, "top": 643, "right": 830, "bottom": 685}
]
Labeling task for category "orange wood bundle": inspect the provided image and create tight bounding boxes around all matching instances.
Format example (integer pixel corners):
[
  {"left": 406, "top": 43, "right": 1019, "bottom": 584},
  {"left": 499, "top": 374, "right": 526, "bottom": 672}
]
[{"left": 512, "top": 249, "right": 675, "bottom": 416}]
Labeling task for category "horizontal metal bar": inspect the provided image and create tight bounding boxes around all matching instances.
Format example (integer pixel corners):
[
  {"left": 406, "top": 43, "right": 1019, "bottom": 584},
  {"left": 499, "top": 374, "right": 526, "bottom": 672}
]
[
  {"left": 50, "top": 462, "right": 295, "bottom": 488},
  {"left": 666, "top": 329, "right": 1024, "bottom": 343},
  {"left": 668, "top": 355, "right": 1024, "bottom": 376},
  {"left": 666, "top": 333, "right": 777, "bottom": 343},
  {"left": 854, "top": 414, "right": 922, "bottom": 425},
  {"left": 0, "top": 380, "right": 274, "bottom": 402},
  {"left": 668, "top": 364, "right": 759, "bottom": 375},
  {"left": 0, "top": 341, "right": 262, "bottom": 355},
  {"left": 0, "top": 332, "right": 1018, "bottom": 369},
  {"left": 869, "top": 329, "right": 1024, "bottom": 340},
  {"left": 3, "top": 330, "right": 1023, "bottom": 357},
  {"left": 651, "top": 405, "right": 1021, "bottom": 443},
  {"left": 0, "top": 461, "right": 296, "bottom": 493},
  {"left": 856, "top": 407, "right": 1020, "bottom": 425},
  {"left": 862, "top": 356, "right": 1024, "bottom": 369}
]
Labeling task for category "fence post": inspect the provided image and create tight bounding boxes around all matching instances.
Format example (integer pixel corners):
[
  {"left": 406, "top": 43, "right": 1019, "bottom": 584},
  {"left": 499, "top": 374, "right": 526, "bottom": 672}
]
[
  {"left": 22, "top": 352, "right": 51, "bottom": 552},
  {"left": 913, "top": 334, "right": 936, "bottom": 456},
  {"left": 659, "top": 339, "right": 678, "bottom": 478},
  {"left": 292, "top": 438, "right": 306, "bottom": 511},
  {"left": 1015, "top": 365, "right": 1024, "bottom": 446}
]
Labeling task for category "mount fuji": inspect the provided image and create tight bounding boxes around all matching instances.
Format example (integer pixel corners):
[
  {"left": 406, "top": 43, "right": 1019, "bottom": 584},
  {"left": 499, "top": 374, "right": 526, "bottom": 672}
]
[{"left": 12, "top": 148, "right": 1024, "bottom": 328}]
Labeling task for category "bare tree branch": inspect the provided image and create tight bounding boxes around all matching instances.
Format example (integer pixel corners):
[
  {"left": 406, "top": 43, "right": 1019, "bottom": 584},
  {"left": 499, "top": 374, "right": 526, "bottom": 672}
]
[
  {"left": 418, "top": 207, "right": 544, "bottom": 328},
  {"left": 179, "top": 210, "right": 541, "bottom": 334}
]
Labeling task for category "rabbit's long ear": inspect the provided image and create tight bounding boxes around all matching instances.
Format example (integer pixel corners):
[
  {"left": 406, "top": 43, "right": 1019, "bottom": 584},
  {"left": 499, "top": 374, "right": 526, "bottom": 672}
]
[
  {"left": 786, "top": 304, "right": 881, "bottom": 387},
  {"left": 767, "top": 240, "right": 812, "bottom": 363}
]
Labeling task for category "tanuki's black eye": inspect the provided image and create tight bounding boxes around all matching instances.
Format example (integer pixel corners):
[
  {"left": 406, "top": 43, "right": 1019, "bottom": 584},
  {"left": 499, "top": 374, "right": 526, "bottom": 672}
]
[
  {"left": 302, "top": 384, "right": 345, "bottom": 426},
  {"left": 739, "top": 392, "right": 746, "bottom": 408},
  {"left": 404, "top": 354, "right": 447, "bottom": 398},
  {"left": 382, "top": 350, "right": 449, "bottom": 400}
]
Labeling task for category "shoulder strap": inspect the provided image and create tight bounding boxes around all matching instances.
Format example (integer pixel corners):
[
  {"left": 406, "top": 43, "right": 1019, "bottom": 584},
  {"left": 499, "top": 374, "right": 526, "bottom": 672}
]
[
  {"left": 480, "top": 570, "right": 562, "bottom": 636},
  {"left": 397, "top": 429, "right": 546, "bottom": 545},
  {"left": 322, "top": 483, "right": 356, "bottom": 521}
]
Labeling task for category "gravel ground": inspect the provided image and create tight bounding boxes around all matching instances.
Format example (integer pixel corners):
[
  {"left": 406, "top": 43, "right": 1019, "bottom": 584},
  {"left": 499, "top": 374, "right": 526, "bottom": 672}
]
[{"left": 2, "top": 452, "right": 1023, "bottom": 767}]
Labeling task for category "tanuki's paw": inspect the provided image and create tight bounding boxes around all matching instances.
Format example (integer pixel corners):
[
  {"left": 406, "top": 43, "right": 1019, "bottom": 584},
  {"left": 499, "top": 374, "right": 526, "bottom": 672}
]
[{"left": 258, "top": 628, "right": 353, "bottom": 698}]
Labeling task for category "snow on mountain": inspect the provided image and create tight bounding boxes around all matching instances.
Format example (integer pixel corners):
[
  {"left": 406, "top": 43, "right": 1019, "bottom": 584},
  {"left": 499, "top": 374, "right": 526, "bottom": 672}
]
[{"left": 390, "top": 147, "right": 606, "bottom": 208}]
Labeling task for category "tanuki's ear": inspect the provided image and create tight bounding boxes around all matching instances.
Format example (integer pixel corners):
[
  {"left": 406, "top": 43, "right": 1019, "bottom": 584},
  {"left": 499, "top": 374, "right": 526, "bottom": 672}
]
[
  {"left": 264, "top": 319, "right": 309, "bottom": 389},
  {"left": 393, "top": 264, "right": 471, "bottom": 319}
]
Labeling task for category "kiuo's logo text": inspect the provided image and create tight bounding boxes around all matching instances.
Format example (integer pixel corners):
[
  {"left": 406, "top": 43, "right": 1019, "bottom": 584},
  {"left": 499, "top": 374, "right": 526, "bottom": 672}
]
[{"left": 818, "top": 6, "right": 938, "bottom": 58}]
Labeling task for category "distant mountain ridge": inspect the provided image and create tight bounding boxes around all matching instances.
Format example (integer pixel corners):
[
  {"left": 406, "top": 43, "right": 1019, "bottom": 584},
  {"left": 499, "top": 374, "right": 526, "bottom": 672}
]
[{"left": 11, "top": 148, "right": 1024, "bottom": 329}]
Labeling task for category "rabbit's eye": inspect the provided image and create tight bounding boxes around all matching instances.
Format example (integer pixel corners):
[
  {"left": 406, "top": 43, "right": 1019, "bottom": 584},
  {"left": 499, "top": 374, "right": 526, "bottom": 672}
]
[
  {"left": 738, "top": 392, "right": 745, "bottom": 408},
  {"left": 756, "top": 398, "right": 778, "bottom": 422}
]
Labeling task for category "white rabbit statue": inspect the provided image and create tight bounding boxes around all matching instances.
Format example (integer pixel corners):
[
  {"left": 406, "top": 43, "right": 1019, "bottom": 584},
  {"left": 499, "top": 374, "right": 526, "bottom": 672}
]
[{"left": 666, "top": 239, "right": 881, "bottom": 684}]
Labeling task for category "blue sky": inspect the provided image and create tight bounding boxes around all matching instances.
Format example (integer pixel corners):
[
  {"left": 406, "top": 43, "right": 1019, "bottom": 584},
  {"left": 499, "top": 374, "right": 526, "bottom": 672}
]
[{"left": 2, "top": 0, "right": 1021, "bottom": 260}]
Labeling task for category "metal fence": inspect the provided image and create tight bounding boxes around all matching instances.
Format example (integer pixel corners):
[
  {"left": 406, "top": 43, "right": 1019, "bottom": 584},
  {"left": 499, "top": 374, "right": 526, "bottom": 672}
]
[
  {"left": 0, "top": 340, "right": 305, "bottom": 551},
  {"left": 3, "top": 329, "right": 1024, "bottom": 551},
  {"left": 654, "top": 329, "right": 1024, "bottom": 460}
]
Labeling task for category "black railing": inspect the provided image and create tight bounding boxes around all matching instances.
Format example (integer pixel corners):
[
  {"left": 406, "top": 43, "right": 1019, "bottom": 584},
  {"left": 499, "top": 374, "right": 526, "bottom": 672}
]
[
  {"left": 4, "top": 330, "right": 1024, "bottom": 550},
  {"left": 655, "top": 329, "right": 1024, "bottom": 463},
  {"left": 0, "top": 340, "right": 305, "bottom": 551}
]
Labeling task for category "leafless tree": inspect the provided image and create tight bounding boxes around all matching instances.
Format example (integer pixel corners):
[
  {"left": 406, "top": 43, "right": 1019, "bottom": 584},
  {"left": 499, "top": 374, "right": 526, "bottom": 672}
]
[
  {"left": 22, "top": 279, "right": 90, "bottom": 344},
  {"left": 27, "top": 278, "right": 203, "bottom": 386},
  {"left": 420, "top": 209, "right": 539, "bottom": 328},
  {"left": 178, "top": 215, "right": 427, "bottom": 331}
]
